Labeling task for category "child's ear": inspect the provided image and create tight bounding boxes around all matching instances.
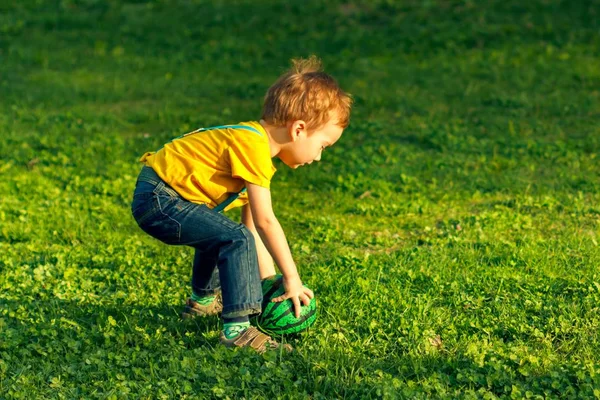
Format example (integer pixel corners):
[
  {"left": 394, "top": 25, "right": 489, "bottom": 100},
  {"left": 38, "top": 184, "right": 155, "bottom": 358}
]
[{"left": 289, "top": 120, "right": 307, "bottom": 141}]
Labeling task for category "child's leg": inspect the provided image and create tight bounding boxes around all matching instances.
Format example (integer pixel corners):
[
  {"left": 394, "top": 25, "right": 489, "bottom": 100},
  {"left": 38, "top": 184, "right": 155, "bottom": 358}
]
[
  {"left": 132, "top": 169, "right": 266, "bottom": 343},
  {"left": 207, "top": 224, "right": 262, "bottom": 319},
  {"left": 191, "top": 248, "right": 220, "bottom": 298},
  {"left": 134, "top": 179, "right": 263, "bottom": 318},
  {"left": 181, "top": 212, "right": 263, "bottom": 318}
]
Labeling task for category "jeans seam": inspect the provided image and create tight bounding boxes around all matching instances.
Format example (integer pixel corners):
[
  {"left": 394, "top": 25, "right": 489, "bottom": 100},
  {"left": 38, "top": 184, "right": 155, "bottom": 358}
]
[
  {"left": 154, "top": 184, "right": 182, "bottom": 242},
  {"left": 241, "top": 227, "right": 261, "bottom": 306}
]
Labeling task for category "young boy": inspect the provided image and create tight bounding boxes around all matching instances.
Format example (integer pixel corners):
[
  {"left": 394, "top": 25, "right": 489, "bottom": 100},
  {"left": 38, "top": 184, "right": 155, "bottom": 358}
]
[{"left": 131, "top": 56, "right": 352, "bottom": 353}]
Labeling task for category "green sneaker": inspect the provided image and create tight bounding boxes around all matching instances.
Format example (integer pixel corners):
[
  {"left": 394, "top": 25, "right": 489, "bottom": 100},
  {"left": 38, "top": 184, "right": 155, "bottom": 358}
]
[
  {"left": 181, "top": 292, "right": 223, "bottom": 318},
  {"left": 219, "top": 326, "right": 293, "bottom": 353}
]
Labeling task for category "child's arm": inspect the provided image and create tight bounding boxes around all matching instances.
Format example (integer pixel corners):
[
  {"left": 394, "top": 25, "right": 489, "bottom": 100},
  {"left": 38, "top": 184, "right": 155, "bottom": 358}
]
[
  {"left": 245, "top": 182, "right": 314, "bottom": 318},
  {"left": 241, "top": 204, "right": 276, "bottom": 279}
]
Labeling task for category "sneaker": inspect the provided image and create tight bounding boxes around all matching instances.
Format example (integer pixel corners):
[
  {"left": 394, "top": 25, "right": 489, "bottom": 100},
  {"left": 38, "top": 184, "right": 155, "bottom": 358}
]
[
  {"left": 220, "top": 326, "right": 293, "bottom": 353},
  {"left": 181, "top": 292, "right": 223, "bottom": 318}
]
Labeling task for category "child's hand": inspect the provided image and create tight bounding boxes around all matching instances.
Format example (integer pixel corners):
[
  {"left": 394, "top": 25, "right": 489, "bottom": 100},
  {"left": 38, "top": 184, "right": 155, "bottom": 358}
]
[{"left": 272, "top": 275, "right": 314, "bottom": 318}]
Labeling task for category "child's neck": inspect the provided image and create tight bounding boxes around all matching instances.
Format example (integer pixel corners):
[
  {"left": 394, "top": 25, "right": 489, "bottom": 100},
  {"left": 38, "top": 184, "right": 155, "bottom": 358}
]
[{"left": 259, "top": 119, "right": 288, "bottom": 158}]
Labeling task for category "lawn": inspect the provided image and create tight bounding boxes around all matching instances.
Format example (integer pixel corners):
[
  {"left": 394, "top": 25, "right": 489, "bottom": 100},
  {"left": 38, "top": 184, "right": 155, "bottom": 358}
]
[{"left": 1, "top": 0, "right": 600, "bottom": 398}]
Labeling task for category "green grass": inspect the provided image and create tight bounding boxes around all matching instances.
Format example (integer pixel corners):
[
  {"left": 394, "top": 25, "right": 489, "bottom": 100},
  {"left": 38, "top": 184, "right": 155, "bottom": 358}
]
[{"left": 1, "top": 0, "right": 600, "bottom": 398}]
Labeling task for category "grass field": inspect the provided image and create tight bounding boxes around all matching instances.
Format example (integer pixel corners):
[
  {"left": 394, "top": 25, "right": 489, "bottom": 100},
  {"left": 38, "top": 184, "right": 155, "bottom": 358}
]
[{"left": 1, "top": 0, "right": 600, "bottom": 398}]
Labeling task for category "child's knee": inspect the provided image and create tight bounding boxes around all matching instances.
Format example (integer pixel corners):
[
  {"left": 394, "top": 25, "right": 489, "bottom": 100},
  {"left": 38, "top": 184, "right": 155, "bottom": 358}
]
[{"left": 236, "top": 225, "right": 256, "bottom": 248}]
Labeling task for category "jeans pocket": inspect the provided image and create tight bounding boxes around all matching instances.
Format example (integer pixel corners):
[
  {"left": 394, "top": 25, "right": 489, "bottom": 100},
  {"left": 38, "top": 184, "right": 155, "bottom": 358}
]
[
  {"left": 150, "top": 191, "right": 182, "bottom": 243},
  {"left": 132, "top": 194, "right": 181, "bottom": 244}
]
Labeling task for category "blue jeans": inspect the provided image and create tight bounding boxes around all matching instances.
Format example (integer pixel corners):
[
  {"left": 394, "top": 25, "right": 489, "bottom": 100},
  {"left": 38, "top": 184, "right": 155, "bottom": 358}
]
[{"left": 131, "top": 166, "right": 262, "bottom": 318}]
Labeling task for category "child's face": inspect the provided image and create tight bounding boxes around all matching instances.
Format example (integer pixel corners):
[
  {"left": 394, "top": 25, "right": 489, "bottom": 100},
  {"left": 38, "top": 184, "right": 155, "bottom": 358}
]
[{"left": 279, "top": 117, "right": 344, "bottom": 169}]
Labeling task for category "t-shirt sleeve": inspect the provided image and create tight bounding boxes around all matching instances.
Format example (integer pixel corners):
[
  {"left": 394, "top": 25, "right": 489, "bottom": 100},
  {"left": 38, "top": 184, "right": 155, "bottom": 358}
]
[
  {"left": 228, "top": 137, "right": 274, "bottom": 188},
  {"left": 139, "top": 151, "right": 155, "bottom": 164}
]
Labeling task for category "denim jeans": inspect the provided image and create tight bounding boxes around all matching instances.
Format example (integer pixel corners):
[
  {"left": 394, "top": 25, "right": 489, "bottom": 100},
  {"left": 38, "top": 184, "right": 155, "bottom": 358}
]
[{"left": 131, "top": 166, "right": 262, "bottom": 318}]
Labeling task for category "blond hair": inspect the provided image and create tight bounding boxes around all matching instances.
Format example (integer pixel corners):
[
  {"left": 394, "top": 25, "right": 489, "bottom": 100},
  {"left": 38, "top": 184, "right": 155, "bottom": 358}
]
[{"left": 261, "top": 56, "right": 353, "bottom": 130}]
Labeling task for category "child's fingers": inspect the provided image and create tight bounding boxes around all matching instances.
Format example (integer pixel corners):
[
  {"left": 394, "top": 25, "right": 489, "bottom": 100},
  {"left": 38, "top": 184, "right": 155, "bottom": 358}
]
[
  {"left": 301, "top": 293, "right": 311, "bottom": 307},
  {"left": 271, "top": 288, "right": 313, "bottom": 313},
  {"left": 292, "top": 297, "right": 301, "bottom": 318}
]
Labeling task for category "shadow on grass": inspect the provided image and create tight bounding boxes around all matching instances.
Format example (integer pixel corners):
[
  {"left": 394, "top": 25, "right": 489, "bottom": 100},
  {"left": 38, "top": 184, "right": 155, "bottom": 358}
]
[{"left": 1, "top": 297, "right": 221, "bottom": 352}]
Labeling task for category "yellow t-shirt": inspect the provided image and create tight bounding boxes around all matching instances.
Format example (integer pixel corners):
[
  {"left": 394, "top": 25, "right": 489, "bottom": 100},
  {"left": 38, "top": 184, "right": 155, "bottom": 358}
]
[{"left": 140, "top": 121, "right": 276, "bottom": 212}]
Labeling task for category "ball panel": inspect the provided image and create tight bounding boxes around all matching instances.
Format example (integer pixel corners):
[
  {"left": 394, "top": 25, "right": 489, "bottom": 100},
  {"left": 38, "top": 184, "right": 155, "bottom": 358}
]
[
  {"left": 261, "top": 277, "right": 285, "bottom": 311},
  {"left": 257, "top": 274, "right": 317, "bottom": 335}
]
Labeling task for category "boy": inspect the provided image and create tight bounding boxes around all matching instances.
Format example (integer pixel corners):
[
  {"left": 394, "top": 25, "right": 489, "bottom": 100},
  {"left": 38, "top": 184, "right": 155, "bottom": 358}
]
[{"left": 131, "top": 56, "right": 352, "bottom": 352}]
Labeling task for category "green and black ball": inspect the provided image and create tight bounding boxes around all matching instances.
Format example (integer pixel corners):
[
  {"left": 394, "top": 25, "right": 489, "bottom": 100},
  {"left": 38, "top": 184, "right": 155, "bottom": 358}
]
[{"left": 256, "top": 274, "right": 317, "bottom": 335}]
